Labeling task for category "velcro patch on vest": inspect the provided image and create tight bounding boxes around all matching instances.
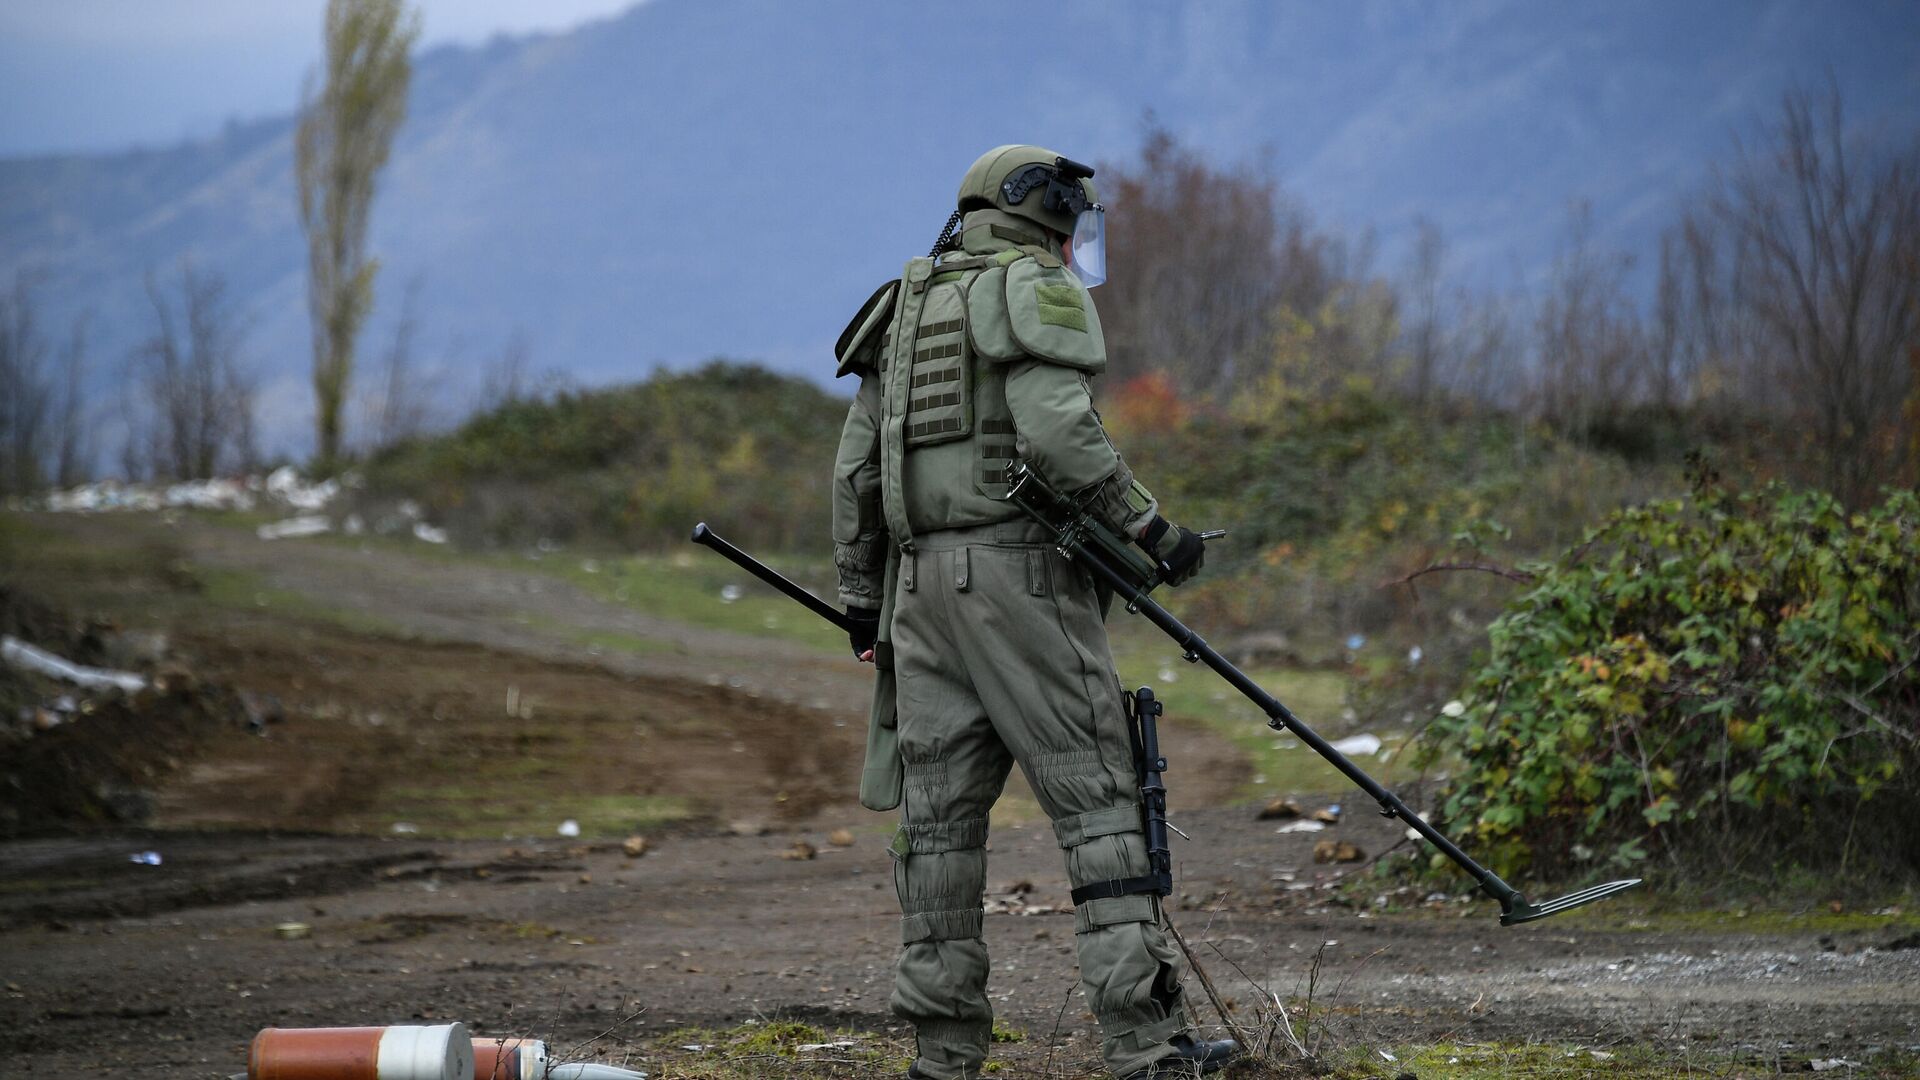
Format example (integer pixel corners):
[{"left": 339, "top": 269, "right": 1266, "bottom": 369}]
[{"left": 1034, "top": 283, "right": 1087, "bottom": 332}]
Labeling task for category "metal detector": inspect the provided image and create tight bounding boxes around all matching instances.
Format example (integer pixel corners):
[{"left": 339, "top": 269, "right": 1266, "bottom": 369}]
[{"left": 999, "top": 463, "right": 1641, "bottom": 926}]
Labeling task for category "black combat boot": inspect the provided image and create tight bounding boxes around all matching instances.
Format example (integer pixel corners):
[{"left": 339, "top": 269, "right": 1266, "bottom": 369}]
[{"left": 1121, "top": 1033, "right": 1240, "bottom": 1078}]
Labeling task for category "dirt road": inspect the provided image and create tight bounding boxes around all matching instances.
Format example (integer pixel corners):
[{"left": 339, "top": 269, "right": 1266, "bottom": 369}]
[{"left": 3, "top": 513, "right": 1918, "bottom": 1077}]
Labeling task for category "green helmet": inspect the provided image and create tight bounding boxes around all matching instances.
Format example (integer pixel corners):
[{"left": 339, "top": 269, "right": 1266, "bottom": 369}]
[{"left": 957, "top": 144, "right": 1100, "bottom": 238}]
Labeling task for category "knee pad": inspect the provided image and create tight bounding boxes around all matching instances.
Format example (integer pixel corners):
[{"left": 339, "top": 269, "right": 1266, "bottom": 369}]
[{"left": 893, "top": 815, "right": 989, "bottom": 944}]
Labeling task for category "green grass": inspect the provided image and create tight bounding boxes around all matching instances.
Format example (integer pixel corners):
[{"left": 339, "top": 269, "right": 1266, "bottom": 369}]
[
  {"left": 1109, "top": 625, "right": 1410, "bottom": 802},
  {"left": 347, "top": 788, "right": 692, "bottom": 840}
]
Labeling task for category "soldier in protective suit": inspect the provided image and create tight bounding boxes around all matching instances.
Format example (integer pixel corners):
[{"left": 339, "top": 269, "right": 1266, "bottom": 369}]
[{"left": 830, "top": 145, "right": 1237, "bottom": 1079}]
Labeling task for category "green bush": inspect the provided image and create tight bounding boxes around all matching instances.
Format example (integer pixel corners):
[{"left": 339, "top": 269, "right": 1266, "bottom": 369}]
[
  {"left": 361, "top": 361, "right": 847, "bottom": 552},
  {"left": 1422, "top": 481, "right": 1920, "bottom": 882}
]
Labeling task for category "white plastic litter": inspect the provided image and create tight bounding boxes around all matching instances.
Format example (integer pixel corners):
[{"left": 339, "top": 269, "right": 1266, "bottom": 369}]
[
  {"left": 412, "top": 522, "right": 449, "bottom": 544},
  {"left": 1441, "top": 700, "right": 1467, "bottom": 717},
  {"left": 1276, "top": 820, "right": 1326, "bottom": 834},
  {"left": 257, "top": 515, "right": 332, "bottom": 541},
  {"left": 128, "top": 851, "right": 163, "bottom": 866},
  {"left": 557, "top": 819, "right": 582, "bottom": 838},
  {"left": 1329, "top": 733, "right": 1382, "bottom": 756},
  {"left": 3, "top": 635, "right": 147, "bottom": 694},
  {"left": 718, "top": 584, "right": 743, "bottom": 603},
  {"left": 548, "top": 1065, "right": 649, "bottom": 1080}
]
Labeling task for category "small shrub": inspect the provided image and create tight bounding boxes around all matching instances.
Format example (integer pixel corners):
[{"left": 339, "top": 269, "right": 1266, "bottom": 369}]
[{"left": 1420, "top": 481, "right": 1920, "bottom": 882}]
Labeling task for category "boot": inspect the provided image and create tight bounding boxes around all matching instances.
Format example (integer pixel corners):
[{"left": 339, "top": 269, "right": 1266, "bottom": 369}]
[{"left": 1121, "top": 1034, "right": 1240, "bottom": 1078}]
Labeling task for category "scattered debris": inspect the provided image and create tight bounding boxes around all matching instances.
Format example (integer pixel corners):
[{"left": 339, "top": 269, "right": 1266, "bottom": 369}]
[
  {"left": 556, "top": 819, "right": 582, "bottom": 838},
  {"left": 1311, "top": 804, "right": 1342, "bottom": 824},
  {"left": 718, "top": 584, "right": 744, "bottom": 604},
  {"left": 275, "top": 922, "right": 312, "bottom": 940},
  {"left": 1257, "top": 795, "right": 1304, "bottom": 820},
  {"left": 1329, "top": 733, "right": 1382, "bottom": 756},
  {"left": 621, "top": 835, "right": 650, "bottom": 858},
  {"left": 1441, "top": 700, "right": 1466, "bottom": 718},
  {"left": 727, "top": 820, "right": 768, "bottom": 837},
  {"left": 127, "top": 850, "right": 163, "bottom": 866},
  {"left": 391, "top": 822, "right": 420, "bottom": 835},
  {"left": 257, "top": 515, "right": 332, "bottom": 541},
  {"left": 1313, "top": 840, "right": 1365, "bottom": 864},
  {"left": 1276, "top": 820, "right": 1326, "bottom": 834},
  {"left": 412, "top": 522, "right": 449, "bottom": 545},
  {"left": 827, "top": 828, "right": 856, "bottom": 847},
  {"left": 795, "top": 1041, "right": 859, "bottom": 1053},
  {"left": 3, "top": 635, "right": 146, "bottom": 694},
  {"left": 1810, "top": 1059, "right": 1860, "bottom": 1072},
  {"left": 781, "top": 841, "right": 818, "bottom": 861}
]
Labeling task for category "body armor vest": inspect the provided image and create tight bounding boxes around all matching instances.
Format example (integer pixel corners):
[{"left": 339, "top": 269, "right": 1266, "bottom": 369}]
[{"left": 875, "top": 251, "right": 1025, "bottom": 546}]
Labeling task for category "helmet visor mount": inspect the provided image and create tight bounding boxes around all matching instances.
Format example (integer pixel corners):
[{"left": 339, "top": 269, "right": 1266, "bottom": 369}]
[
  {"left": 1067, "top": 205, "right": 1107, "bottom": 288},
  {"left": 1000, "top": 155, "right": 1108, "bottom": 286}
]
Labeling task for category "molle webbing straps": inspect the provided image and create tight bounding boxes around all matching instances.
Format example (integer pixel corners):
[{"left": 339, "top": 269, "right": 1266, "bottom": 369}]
[{"left": 990, "top": 223, "right": 1048, "bottom": 249}]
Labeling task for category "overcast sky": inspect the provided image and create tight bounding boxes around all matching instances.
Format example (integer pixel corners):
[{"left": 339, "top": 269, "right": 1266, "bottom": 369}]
[{"left": 0, "top": 0, "right": 641, "bottom": 157}]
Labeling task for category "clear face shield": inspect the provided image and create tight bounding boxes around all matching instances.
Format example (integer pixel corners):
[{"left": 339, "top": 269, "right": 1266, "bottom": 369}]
[{"left": 1067, "top": 204, "right": 1107, "bottom": 288}]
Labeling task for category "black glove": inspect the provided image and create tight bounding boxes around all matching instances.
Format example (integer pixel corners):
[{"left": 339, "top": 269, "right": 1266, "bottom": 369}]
[
  {"left": 845, "top": 606, "right": 880, "bottom": 659},
  {"left": 1140, "top": 515, "right": 1206, "bottom": 587}
]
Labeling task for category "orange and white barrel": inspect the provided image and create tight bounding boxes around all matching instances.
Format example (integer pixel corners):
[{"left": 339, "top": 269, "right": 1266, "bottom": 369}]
[{"left": 249, "top": 1023, "right": 473, "bottom": 1080}]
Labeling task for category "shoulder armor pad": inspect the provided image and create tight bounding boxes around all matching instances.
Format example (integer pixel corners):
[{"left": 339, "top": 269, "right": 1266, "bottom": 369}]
[
  {"left": 1003, "top": 255, "right": 1105, "bottom": 372},
  {"left": 966, "top": 265, "right": 1021, "bottom": 362},
  {"left": 834, "top": 278, "right": 899, "bottom": 378}
]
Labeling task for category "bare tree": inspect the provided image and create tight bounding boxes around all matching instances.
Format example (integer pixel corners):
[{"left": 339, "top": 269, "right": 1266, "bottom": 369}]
[
  {"left": 0, "top": 276, "right": 52, "bottom": 495},
  {"left": 1694, "top": 84, "right": 1920, "bottom": 502},
  {"left": 477, "top": 330, "right": 532, "bottom": 412},
  {"left": 52, "top": 317, "right": 90, "bottom": 487},
  {"left": 360, "top": 276, "right": 434, "bottom": 450},
  {"left": 1402, "top": 218, "right": 1447, "bottom": 408},
  {"left": 297, "top": 0, "right": 418, "bottom": 469},
  {"left": 134, "top": 265, "right": 256, "bottom": 480},
  {"left": 1100, "top": 125, "right": 1315, "bottom": 398},
  {"left": 1532, "top": 204, "right": 1645, "bottom": 438}
]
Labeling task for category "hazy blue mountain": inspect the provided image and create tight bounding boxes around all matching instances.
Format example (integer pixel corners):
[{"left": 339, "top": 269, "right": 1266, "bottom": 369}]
[{"left": 3, "top": 0, "right": 1916, "bottom": 458}]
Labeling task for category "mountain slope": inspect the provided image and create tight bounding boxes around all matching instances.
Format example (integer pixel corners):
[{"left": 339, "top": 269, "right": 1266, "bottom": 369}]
[{"left": 2, "top": 0, "right": 1915, "bottom": 456}]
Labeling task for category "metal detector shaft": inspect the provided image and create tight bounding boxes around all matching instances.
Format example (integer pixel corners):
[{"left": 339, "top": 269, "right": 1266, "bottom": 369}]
[
  {"left": 1003, "top": 474, "right": 1639, "bottom": 924},
  {"left": 690, "top": 522, "right": 855, "bottom": 633}
]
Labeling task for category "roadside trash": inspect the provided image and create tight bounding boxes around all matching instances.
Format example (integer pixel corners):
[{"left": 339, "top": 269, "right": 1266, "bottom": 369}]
[
  {"left": 391, "top": 822, "right": 420, "bottom": 835},
  {"left": 1810, "top": 1060, "right": 1860, "bottom": 1072},
  {"left": 727, "top": 820, "right": 768, "bottom": 836},
  {"left": 258, "top": 515, "right": 332, "bottom": 541},
  {"left": 556, "top": 819, "right": 581, "bottom": 838},
  {"left": 1311, "top": 804, "right": 1342, "bottom": 824},
  {"left": 1407, "top": 645, "right": 1423, "bottom": 665},
  {"left": 1441, "top": 700, "right": 1466, "bottom": 718},
  {"left": 412, "top": 522, "right": 449, "bottom": 544},
  {"left": 1313, "top": 840, "right": 1365, "bottom": 864},
  {"left": 718, "top": 584, "right": 743, "bottom": 603},
  {"left": 1257, "top": 796, "right": 1305, "bottom": 820},
  {"left": 621, "top": 835, "right": 649, "bottom": 858},
  {"left": 1345, "top": 633, "right": 1366, "bottom": 651},
  {"left": 781, "top": 841, "right": 818, "bottom": 861},
  {"left": 796, "top": 1041, "right": 859, "bottom": 1053},
  {"left": 249, "top": 1023, "right": 472, "bottom": 1080},
  {"left": 548, "top": 1065, "right": 647, "bottom": 1080},
  {"left": 3, "top": 635, "right": 147, "bottom": 694},
  {"left": 827, "top": 828, "right": 855, "bottom": 847},
  {"left": 1329, "top": 733, "right": 1382, "bottom": 756},
  {"left": 275, "top": 922, "right": 312, "bottom": 940},
  {"left": 128, "top": 851, "right": 163, "bottom": 866},
  {"left": 1276, "top": 820, "right": 1326, "bottom": 834}
]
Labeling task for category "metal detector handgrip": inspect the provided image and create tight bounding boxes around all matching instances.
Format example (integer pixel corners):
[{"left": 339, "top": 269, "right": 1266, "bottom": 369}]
[
  {"left": 689, "top": 522, "right": 855, "bottom": 633},
  {"left": 1000, "top": 468, "right": 1640, "bottom": 926}
]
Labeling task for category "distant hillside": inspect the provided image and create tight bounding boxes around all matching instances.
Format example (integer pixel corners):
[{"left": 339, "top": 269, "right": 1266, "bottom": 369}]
[
  {"left": 3, "top": 0, "right": 1916, "bottom": 458},
  {"left": 358, "top": 361, "right": 847, "bottom": 553}
]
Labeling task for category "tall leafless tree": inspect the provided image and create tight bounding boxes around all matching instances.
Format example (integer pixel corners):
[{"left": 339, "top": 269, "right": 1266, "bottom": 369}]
[
  {"left": 134, "top": 265, "right": 257, "bottom": 480},
  {"left": 1692, "top": 85, "right": 1920, "bottom": 502},
  {"left": 1100, "top": 126, "right": 1314, "bottom": 398},
  {"left": 298, "top": 0, "right": 418, "bottom": 469},
  {"left": 0, "top": 276, "right": 51, "bottom": 495},
  {"left": 1532, "top": 204, "right": 1645, "bottom": 438}
]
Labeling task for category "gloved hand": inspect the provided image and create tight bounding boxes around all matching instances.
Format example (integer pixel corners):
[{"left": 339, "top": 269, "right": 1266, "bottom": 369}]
[
  {"left": 845, "top": 606, "right": 881, "bottom": 661},
  {"left": 1139, "top": 515, "right": 1206, "bottom": 587}
]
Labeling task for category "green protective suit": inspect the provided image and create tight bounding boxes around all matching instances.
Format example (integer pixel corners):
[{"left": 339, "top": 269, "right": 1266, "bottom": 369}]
[{"left": 831, "top": 208, "right": 1189, "bottom": 1079}]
